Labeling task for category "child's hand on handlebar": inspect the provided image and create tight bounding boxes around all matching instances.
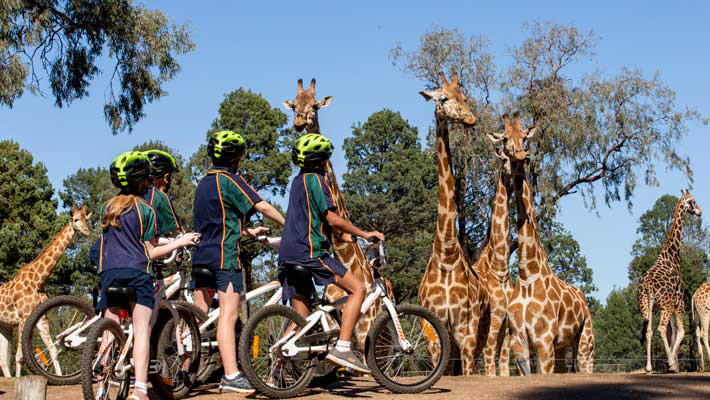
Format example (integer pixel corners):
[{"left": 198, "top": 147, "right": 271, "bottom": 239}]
[
  {"left": 178, "top": 232, "right": 201, "bottom": 246},
  {"left": 364, "top": 231, "right": 385, "bottom": 243}
]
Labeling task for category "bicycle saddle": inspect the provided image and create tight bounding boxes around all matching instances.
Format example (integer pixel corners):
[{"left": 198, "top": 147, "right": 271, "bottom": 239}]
[
  {"left": 284, "top": 264, "right": 318, "bottom": 303},
  {"left": 105, "top": 286, "right": 137, "bottom": 305},
  {"left": 191, "top": 267, "right": 215, "bottom": 279}
]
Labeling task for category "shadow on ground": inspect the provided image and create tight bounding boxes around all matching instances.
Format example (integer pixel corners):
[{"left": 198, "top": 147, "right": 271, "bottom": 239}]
[{"left": 517, "top": 374, "right": 710, "bottom": 400}]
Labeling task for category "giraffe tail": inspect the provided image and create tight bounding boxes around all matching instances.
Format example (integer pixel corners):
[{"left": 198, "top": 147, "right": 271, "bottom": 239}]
[{"left": 692, "top": 295, "right": 696, "bottom": 324}]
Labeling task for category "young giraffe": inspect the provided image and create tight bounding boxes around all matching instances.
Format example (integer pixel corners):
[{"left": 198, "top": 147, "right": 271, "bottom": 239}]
[
  {"left": 418, "top": 71, "right": 487, "bottom": 375},
  {"left": 490, "top": 113, "right": 594, "bottom": 374},
  {"left": 283, "top": 78, "right": 392, "bottom": 350},
  {"left": 639, "top": 190, "right": 702, "bottom": 373},
  {"left": 692, "top": 282, "right": 710, "bottom": 372},
  {"left": 0, "top": 204, "right": 91, "bottom": 377}
]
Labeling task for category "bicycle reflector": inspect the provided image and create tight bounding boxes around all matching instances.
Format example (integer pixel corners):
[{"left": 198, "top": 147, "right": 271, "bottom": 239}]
[
  {"left": 422, "top": 320, "right": 437, "bottom": 343},
  {"left": 252, "top": 336, "right": 260, "bottom": 359},
  {"left": 35, "top": 348, "right": 49, "bottom": 367},
  {"left": 117, "top": 309, "right": 130, "bottom": 320}
]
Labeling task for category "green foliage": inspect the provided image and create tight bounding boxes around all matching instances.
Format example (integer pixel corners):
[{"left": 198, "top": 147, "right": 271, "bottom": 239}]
[
  {"left": 1, "top": 0, "right": 194, "bottom": 132},
  {"left": 188, "top": 88, "right": 297, "bottom": 196},
  {"left": 341, "top": 109, "right": 437, "bottom": 302},
  {"left": 0, "top": 140, "right": 70, "bottom": 293},
  {"left": 390, "top": 22, "right": 701, "bottom": 256}
]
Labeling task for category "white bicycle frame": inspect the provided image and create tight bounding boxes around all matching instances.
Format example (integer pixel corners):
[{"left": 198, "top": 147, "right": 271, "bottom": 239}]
[{"left": 278, "top": 279, "right": 411, "bottom": 358}]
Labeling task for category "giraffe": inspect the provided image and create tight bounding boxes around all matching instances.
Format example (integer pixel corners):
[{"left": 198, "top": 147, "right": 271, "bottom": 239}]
[
  {"left": 692, "top": 282, "right": 710, "bottom": 372},
  {"left": 0, "top": 204, "right": 91, "bottom": 377},
  {"left": 282, "top": 78, "right": 392, "bottom": 350},
  {"left": 489, "top": 113, "right": 594, "bottom": 374},
  {"left": 418, "top": 71, "right": 489, "bottom": 375},
  {"left": 474, "top": 144, "right": 516, "bottom": 377},
  {"left": 639, "top": 190, "right": 702, "bottom": 373}
]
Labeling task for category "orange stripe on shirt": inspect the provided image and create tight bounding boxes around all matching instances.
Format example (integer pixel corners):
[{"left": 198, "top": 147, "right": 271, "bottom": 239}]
[
  {"left": 323, "top": 174, "right": 338, "bottom": 208},
  {"left": 318, "top": 258, "right": 335, "bottom": 275},
  {"left": 303, "top": 175, "right": 314, "bottom": 258},
  {"left": 216, "top": 174, "right": 227, "bottom": 269},
  {"left": 220, "top": 173, "right": 257, "bottom": 206}
]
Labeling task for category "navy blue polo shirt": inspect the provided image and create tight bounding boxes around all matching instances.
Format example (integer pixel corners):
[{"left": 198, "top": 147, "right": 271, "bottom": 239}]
[
  {"left": 192, "top": 167, "right": 263, "bottom": 270},
  {"left": 279, "top": 171, "right": 337, "bottom": 262},
  {"left": 98, "top": 197, "right": 158, "bottom": 275}
]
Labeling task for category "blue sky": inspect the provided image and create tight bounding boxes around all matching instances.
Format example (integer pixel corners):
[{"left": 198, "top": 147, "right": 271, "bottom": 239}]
[{"left": 1, "top": 1, "right": 709, "bottom": 303}]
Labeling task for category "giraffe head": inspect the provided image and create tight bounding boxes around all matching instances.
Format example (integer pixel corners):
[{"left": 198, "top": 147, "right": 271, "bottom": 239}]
[
  {"left": 71, "top": 204, "right": 92, "bottom": 235},
  {"left": 419, "top": 72, "right": 476, "bottom": 126},
  {"left": 680, "top": 190, "right": 702, "bottom": 217},
  {"left": 486, "top": 112, "right": 537, "bottom": 174},
  {"left": 283, "top": 78, "right": 333, "bottom": 132}
]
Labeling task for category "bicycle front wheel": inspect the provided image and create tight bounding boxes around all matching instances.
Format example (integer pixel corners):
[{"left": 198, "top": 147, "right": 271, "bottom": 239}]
[
  {"left": 80, "top": 318, "right": 129, "bottom": 400},
  {"left": 22, "top": 295, "right": 95, "bottom": 385},
  {"left": 366, "top": 304, "right": 450, "bottom": 394},
  {"left": 238, "top": 304, "right": 316, "bottom": 399}
]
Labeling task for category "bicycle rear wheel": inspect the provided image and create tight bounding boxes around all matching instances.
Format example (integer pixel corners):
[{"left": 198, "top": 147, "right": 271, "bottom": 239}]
[
  {"left": 80, "top": 318, "right": 129, "bottom": 400},
  {"left": 22, "top": 295, "right": 94, "bottom": 385},
  {"left": 366, "top": 304, "right": 450, "bottom": 394},
  {"left": 238, "top": 304, "right": 316, "bottom": 398}
]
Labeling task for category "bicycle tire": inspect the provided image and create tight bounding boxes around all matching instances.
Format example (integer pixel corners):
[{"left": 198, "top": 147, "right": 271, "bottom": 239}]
[
  {"left": 172, "top": 300, "right": 218, "bottom": 383},
  {"left": 150, "top": 303, "right": 202, "bottom": 400},
  {"left": 366, "top": 304, "right": 450, "bottom": 394},
  {"left": 238, "top": 304, "right": 315, "bottom": 398},
  {"left": 80, "top": 318, "right": 129, "bottom": 400},
  {"left": 21, "top": 295, "right": 94, "bottom": 385}
]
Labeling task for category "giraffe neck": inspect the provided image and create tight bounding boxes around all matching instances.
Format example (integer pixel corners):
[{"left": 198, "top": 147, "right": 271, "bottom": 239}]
[
  {"left": 24, "top": 221, "right": 75, "bottom": 286},
  {"left": 308, "top": 114, "right": 321, "bottom": 135},
  {"left": 659, "top": 200, "right": 686, "bottom": 269},
  {"left": 512, "top": 160, "right": 552, "bottom": 283},
  {"left": 433, "top": 114, "right": 460, "bottom": 257},
  {"left": 488, "top": 171, "right": 512, "bottom": 280}
]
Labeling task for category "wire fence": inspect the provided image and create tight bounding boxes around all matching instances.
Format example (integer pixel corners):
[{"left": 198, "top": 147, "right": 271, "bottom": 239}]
[{"left": 446, "top": 358, "right": 702, "bottom": 375}]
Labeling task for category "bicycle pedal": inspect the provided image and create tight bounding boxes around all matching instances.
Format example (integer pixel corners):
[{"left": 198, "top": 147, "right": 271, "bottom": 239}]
[{"left": 148, "top": 359, "right": 162, "bottom": 375}]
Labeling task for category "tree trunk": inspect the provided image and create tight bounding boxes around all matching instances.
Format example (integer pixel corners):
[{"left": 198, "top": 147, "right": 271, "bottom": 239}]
[{"left": 14, "top": 375, "right": 47, "bottom": 400}]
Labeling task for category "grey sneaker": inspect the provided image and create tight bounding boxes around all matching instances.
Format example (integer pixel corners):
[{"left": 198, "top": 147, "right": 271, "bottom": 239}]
[
  {"left": 326, "top": 349, "right": 370, "bottom": 374},
  {"left": 219, "top": 374, "right": 255, "bottom": 394}
]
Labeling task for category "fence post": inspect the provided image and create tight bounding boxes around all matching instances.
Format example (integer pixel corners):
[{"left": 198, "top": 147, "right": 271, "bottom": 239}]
[{"left": 14, "top": 375, "right": 47, "bottom": 400}]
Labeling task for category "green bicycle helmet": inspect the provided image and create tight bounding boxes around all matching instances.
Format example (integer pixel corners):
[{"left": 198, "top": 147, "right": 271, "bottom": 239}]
[
  {"left": 292, "top": 133, "right": 333, "bottom": 168},
  {"left": 144, "top": 149, "right": 178, "bottom": 179},
  {"left": 207, "top": 130, "right": 246, "bottom": 165},
  {"left": 109, "top": 151, "right": 151, "bottom": 190}
]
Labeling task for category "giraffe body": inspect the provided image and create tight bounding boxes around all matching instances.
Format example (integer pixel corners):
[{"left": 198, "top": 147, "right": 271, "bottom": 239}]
[
  {"left": 283, "top": 78, "right": 392, "bottom": 350},
  {"left": 692, "top": 282, "right": 710, "bottom": 372},
  {"left": 0, "top": 205, "right": 90, "bottom": 376},
  {"left": 491, "top": 114, "right": 594, "bottom": 374},
  {"left": 417, "top": 72, "right": 484, "bottom": 375},
  {"left": 638, "top": 190, "right": 702, "bottom": 372}
]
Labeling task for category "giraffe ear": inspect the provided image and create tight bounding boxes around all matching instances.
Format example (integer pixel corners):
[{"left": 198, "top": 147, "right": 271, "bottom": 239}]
[
  {"left": 420, "top": 90, "right": 442, "bottom": 102},
  {"left": 282, "top": 100, "right": 296, "bottom": 110},
  {"left": 316, "top": 96, "right": 333, "bottom": 109},
  {"left": 525, "top": 126, "right": 538, "bottom": 139}
]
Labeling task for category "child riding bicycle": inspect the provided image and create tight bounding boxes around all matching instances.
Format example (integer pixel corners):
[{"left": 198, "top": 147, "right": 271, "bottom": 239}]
[
  {"left": 191, "top": 130, "right": 285, "bottom": 393},
  {"left": 97, "top": 151, "right": 200, "bottom": 400},
  {"left": 278, "top": 133, "right": 384, "bottom": 374}
]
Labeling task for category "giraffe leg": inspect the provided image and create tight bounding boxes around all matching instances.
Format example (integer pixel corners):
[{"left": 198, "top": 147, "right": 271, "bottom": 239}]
[
  {"left": 0, "top": 327, "right": 11, "bottom": 377},
  {"left": 702, "top": 315, "right": 710, "bottom": 374},
  {"left": 533, "top": 338, "right": 555, "bottom": 374},
  {"left": 669, "top": 312, "right": 685, "bottom": 372},
  {"left": 577, "top": 317, "right": 595, "bottom": 373},
  {"left": 36, "top": 315, "right": 63, "bottom": 376},
  {"left": 15, "top": 319, "right": 25, "bottom": 377},
  {"left": 696, "top": 318, "right": 705, "bottom": 373},
  {"left": 497, "top": 320, "right": 511, "bottom": 376},
  {"left": 483, "top": 310, "right": 505, "bottom": 376},
  {"left": 507, "top": 309, "right": 530, "bottom": 375},
  {"left": 644, "top": 299, "right": 654, "bottom": 372},
  {"left": 657, "top": 310, "right": 674, "bottom": 372}
]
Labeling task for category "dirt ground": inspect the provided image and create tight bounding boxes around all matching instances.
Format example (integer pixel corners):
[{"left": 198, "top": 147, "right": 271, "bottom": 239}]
[{"left": 2, "top": 373, "right": 710, "bottom": 400}]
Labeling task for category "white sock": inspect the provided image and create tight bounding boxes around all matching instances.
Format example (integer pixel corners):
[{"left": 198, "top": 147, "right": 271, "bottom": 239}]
[
  {"left": 134, "top": 381, "right": 148, "bottom": 394},
  {"left": 336, "top": 340, "right": 351, "bottom": 352},
  {"left": 225, "top": 372, "right": 240, "bottom": 380}
]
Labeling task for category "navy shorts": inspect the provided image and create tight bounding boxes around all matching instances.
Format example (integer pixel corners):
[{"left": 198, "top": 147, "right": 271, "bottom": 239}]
[
  {"left": 97, "top": 268, "right": 155, "bottom": 311},
  {"left": 190, "top": 267, "right": 244, "bottom": 294},
  {"left": 278, "top": 256, "right": 347, "bottom": 302}
]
